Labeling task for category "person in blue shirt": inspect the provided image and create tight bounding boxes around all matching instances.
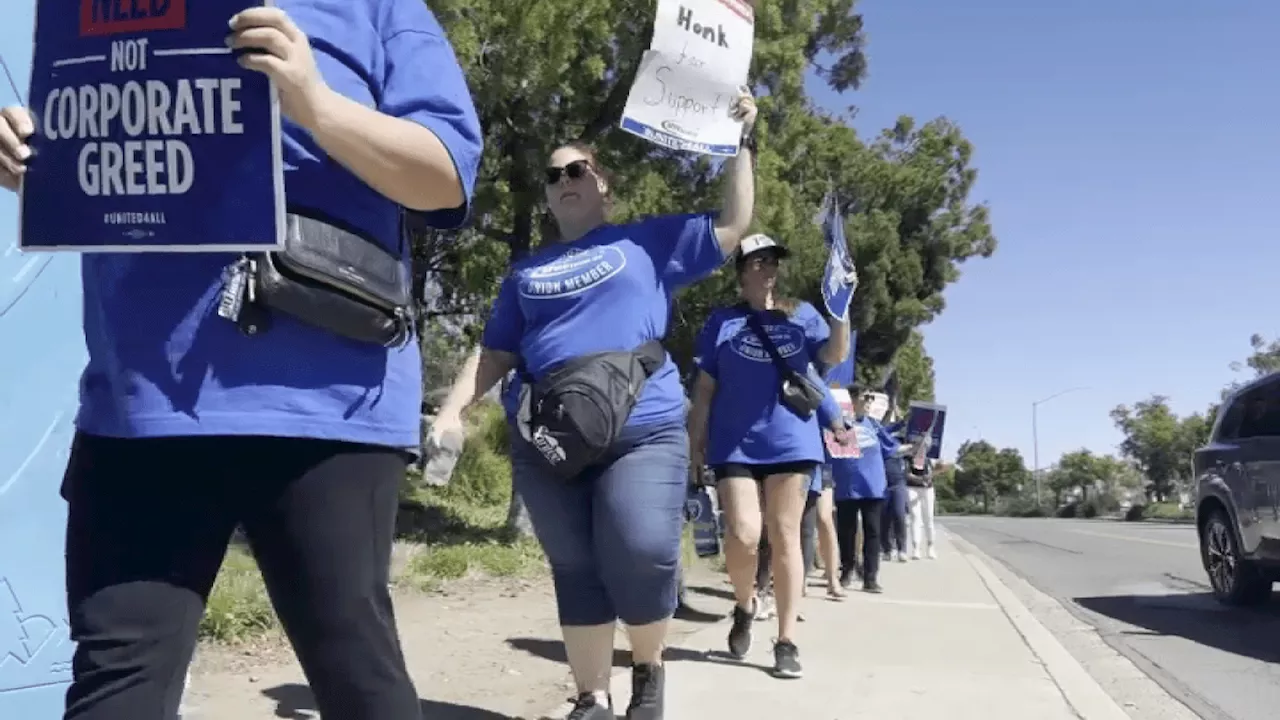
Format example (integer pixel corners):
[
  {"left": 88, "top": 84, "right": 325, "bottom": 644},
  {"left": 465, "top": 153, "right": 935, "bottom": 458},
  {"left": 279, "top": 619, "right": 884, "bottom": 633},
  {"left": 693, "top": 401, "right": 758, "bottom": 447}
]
[
  {"left": 429, "top": 97, "right": 759, "bottom": 720},
  {"left": 0, "top": 4, "right": 481, "bottom": 719},
  {"left": 880, "top": 413, "right": 911, "bottom": 562},
  {"left": 688, "top": 234, "right": 852, "bottom": 680},
  {"left": 831, "top": 384, "right": 914, "bottom": 593}
]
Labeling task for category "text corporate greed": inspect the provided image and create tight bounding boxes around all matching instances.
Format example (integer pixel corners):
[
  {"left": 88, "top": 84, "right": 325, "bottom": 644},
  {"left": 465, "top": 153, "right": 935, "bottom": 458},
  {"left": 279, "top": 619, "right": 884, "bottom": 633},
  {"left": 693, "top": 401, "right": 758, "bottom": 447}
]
[{"left": 40, "top": 76, "right": 245, "bottom": 197}]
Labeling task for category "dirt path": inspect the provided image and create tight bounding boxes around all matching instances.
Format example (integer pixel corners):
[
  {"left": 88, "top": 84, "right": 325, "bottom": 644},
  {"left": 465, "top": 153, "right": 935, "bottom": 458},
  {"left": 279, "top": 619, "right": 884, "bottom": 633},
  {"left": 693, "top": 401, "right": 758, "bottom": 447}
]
[{"left": 185, "top": 564, "right": 728, "bottom": 720}]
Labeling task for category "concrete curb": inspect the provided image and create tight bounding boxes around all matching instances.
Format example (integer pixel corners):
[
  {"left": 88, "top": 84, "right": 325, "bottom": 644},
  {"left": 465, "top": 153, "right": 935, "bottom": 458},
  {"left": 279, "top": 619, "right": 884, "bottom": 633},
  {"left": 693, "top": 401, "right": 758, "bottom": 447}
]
[{"left": 949, "top": 532, "right": 1132, "bottom": 720}]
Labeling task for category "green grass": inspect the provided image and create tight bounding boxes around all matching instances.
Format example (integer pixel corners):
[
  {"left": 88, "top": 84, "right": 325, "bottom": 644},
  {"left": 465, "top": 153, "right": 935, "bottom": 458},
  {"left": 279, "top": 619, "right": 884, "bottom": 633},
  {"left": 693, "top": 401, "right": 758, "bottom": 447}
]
[{"left": 200, "top": 546, "right": 277, "bottom": 643}]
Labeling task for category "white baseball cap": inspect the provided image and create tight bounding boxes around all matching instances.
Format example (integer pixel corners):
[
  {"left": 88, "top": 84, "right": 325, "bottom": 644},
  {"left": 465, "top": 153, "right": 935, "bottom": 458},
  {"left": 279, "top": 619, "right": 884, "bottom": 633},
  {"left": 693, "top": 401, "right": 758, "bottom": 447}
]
[{"left": 737, "top": 233, "right": 791, "bottom": 260}]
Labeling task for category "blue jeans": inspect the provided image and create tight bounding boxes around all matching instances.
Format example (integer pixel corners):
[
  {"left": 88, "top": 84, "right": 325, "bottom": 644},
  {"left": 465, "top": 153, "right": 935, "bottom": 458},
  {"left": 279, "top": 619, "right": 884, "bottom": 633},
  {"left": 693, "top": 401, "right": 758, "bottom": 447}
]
[{"left": 512, "top": 420, "right": 688, "bottom": 626}]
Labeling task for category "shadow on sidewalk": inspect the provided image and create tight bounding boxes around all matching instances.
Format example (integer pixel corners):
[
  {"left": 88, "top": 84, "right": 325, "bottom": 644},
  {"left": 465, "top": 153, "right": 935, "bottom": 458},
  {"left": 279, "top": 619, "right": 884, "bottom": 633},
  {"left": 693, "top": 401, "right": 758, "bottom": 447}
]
[
  {"left": 260, "top": 683, "right": 516, "bottom": 719},
  {"left": 686, "top": 583, "right": 734, "bottom": 602},
  {"left": 505, "top": 636, "right": 770, "bottom": 673},
  {"left": 1075, "top": 592, "right": 1280, "bottom": 665}
]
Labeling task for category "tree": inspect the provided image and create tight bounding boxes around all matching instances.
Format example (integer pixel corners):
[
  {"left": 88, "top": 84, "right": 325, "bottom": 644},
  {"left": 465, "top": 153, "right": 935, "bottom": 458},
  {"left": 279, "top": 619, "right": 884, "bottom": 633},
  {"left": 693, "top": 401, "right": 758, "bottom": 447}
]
[
  {"left": 1110, "top": 396, "right": 1205, "bottom": 502},
  {"left": 1230, "top": 334, "right": 1280, "bottom": 384},
  {"left": 954, "top": 441, "right": 1029, "bottom": 513},
  {"left": 1045, "top": 449, "right": 1139, "bottom": 506},
  {"left": 889, "top": 329, "right": 935, "bottom": 407}
]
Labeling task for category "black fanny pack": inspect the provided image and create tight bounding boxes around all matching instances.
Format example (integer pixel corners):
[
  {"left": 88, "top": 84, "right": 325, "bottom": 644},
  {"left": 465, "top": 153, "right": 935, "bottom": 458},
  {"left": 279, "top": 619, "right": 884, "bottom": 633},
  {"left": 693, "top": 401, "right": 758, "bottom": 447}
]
[
  {"left": 744, "top": 310, "right": 826, "bottom": 418},
  {"left": 219, "top": 211, "right": 414, "bottom": 347},
  {"left": 517, "top": 340, "right": 667, "bottom": 480}
]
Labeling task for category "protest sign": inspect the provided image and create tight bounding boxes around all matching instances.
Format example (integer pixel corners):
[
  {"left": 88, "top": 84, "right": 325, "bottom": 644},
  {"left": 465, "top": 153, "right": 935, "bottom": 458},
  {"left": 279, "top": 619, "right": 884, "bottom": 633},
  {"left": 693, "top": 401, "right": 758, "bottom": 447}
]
[
  {"left": 818, "top": 192, "right": 856, "bottom": 318},
  {"left": 620, "top": 0, "right": 755, "bottom": 156},
  {"left": 823, "top": 387, "right": 860, "bottom": 459},
  {"left": 905, "top": 401, "right": 948, "bottom": 462},
  {"left": 19, "top": 0, "right": 284, "bottom": 252}
]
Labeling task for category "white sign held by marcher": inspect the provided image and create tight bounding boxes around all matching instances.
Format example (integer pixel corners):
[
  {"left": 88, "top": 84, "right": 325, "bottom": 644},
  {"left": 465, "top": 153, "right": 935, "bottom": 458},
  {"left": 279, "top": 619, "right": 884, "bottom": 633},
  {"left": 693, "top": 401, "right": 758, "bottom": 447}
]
[{"left": 620, "top": 0, "right": 755, "bottom": 156}]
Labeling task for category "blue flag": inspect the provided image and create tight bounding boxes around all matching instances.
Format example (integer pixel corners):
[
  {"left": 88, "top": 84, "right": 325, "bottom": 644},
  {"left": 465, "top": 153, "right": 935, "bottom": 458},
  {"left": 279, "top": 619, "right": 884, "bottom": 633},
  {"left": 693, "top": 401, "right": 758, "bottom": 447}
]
[
  {"left": 819, "top": 194, "right": 855, "bottom": 319},
  {"left": 20, "top": 0, "right": 284, "bottom": 252}
]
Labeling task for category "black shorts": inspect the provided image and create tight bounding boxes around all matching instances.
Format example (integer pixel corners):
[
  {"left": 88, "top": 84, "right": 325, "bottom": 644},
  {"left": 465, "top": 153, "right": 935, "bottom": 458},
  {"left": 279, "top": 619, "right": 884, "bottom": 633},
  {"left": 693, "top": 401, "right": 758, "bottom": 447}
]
[{"left": 713, "top": 460, "right": 819, "bottom": 482}]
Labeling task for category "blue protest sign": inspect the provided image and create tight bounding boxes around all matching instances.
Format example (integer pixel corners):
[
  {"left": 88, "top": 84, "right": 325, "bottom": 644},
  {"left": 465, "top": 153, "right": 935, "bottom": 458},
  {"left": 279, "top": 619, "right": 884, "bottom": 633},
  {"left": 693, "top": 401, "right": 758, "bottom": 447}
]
[
  {"left": 19, "top": 0, "right": 284, "bottom": 253},
  {"left": 905, "top": 402, "right": 948, "bottom": 461},
  {"left": 818, "top": 194, "right": 855, "bottom": 318}
]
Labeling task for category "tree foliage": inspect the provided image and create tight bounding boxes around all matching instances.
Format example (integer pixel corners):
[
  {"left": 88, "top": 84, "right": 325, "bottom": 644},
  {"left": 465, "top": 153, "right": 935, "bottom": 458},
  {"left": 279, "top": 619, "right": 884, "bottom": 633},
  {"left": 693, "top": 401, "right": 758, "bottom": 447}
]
[
  {"left": 1045, "top": 449, "right": 1140, "bottom": 505},
  {"left": 420, "top": 0, "right": 996, "bottom": 381},
  {"left": 954, "top": 440, "right": 1029, "bottom": 513},
  {"left": 1109, "top": 396, "right": 1203, "bottom": 502}
]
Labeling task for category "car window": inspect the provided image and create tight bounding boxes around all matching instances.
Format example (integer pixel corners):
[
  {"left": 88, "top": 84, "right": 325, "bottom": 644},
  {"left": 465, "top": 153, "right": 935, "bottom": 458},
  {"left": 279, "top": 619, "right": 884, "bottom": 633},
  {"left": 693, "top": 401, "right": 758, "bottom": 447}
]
[
  {"left": 1235, "top": 381, "right": 1280, "bottom": 439},
  {"left": 1216, "top": 399, "right": 1244, "bottom": 441}
]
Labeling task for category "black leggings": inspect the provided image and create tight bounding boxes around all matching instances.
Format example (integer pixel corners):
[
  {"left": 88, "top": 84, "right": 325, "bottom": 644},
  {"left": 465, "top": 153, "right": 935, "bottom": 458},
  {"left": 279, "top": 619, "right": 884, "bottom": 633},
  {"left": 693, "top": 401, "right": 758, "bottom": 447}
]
[
  {"left": 61, "top": 433, "right": 419, "bottom": 720},
  {"left": 835, "top": 498, "right": 885, "bottom": 582}
]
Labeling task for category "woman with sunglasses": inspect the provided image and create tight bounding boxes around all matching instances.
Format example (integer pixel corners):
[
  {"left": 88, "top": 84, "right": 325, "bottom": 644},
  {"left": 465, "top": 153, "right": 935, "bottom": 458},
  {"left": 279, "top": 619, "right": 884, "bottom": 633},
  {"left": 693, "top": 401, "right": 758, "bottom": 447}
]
[
  {"left": 430, "top": 89, "right": 757, "bottom": 720},
  {"left": 687, "top": 235, "right": 852, "bottom": 679}
]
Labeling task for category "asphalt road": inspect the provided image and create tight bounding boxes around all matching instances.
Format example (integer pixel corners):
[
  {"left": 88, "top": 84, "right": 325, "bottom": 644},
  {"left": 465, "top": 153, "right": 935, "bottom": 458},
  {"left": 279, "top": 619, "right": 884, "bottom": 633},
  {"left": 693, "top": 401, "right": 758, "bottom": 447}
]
[{"left": 942, "top": 517, "right": 1280, "bottom": 720}]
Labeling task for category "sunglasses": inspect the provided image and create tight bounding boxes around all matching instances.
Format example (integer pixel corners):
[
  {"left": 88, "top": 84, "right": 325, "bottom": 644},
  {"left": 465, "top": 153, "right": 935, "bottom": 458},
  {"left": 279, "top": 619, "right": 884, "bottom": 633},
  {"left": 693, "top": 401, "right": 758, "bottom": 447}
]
[
  {"left": 545, "top": 159, "right": 592, "bottom": 185},
  {"left": 745, "top": 254, "right": 781, "bottom": 269}
]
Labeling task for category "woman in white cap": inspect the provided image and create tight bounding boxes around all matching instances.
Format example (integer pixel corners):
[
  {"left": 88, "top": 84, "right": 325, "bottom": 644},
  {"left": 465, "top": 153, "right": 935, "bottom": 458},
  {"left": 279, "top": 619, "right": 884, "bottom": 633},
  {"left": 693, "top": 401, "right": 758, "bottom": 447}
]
[{"left": 687, "top": 234, "right": 852, "bottom": 679}]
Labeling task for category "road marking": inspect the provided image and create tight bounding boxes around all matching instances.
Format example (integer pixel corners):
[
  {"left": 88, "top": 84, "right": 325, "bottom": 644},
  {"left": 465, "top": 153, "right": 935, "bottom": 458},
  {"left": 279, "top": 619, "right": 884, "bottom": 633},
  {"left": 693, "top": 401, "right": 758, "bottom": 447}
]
[{"left": 1069, "top": 528, "right": 1197, "bottom": 549}]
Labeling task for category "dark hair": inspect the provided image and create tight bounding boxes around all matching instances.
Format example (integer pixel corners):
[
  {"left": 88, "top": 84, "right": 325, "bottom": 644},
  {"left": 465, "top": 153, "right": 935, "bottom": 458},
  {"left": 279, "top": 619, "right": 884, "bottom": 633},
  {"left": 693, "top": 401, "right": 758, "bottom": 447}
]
[{"left": 539, "top": 141, "right": 616, "bottom": 245}]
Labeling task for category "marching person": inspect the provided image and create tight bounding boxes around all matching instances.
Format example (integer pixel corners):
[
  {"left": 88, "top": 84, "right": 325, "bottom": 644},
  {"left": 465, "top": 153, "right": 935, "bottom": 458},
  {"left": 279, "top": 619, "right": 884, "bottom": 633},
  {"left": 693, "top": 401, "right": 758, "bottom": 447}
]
[
  {"left": 881, "top": 430, "right": 911, "bottom": 562},
  {"left": 832, "top": 385, "right": 911, "bottom": 593},
  {"left": 906, "top": 455, "right": 939, "bottom": 559},
  {"left": 0, "top": 4, "right": 483, "bottom": 719},
  {"left": 429, "top": 90, "right": 758, "bottom": 720},
  {"left": 688, "top": 234, "right": 852, "bottom": 679}
]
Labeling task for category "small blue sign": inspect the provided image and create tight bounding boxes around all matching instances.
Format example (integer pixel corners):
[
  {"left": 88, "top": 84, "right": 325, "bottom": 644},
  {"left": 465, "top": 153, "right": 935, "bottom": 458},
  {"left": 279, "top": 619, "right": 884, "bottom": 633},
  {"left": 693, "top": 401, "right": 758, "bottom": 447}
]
[
  {"left": 817, "top": 193, "right": 855, "bottom": 319},
  {"left": 19, "top": 0, "right": 284, "bottom": 252}
]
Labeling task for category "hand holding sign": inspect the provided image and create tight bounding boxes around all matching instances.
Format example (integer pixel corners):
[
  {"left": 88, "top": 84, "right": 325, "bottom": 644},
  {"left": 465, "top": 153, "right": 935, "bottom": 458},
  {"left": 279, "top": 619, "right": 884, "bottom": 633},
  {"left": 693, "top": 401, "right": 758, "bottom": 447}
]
[
  {"left": 228, "top": 8, "right": 326, "bottom": 129},
  {"left": 0, "top": 106, "right": 33, "bottom": 192},
  {"left": 729, "top": 86, "right": 758, "bottom": 133},
  {"left": 819, "top": 192, "right": 857, "bottom": 319}
]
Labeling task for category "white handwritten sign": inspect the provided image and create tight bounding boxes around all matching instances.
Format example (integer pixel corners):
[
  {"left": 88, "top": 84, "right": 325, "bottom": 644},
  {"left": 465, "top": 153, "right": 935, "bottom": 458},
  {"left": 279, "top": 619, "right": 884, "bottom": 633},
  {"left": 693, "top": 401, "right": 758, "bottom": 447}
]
[{"left": 620, "top": 0, "right": 755, "bottom": 156}]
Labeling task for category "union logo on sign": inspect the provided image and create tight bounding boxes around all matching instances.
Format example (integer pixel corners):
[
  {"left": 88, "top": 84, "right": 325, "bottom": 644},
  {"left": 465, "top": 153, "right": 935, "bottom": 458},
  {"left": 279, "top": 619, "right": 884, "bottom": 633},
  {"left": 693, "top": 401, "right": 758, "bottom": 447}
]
[{"left": 79, "top": 0, "right": 188, "bottom": 37}]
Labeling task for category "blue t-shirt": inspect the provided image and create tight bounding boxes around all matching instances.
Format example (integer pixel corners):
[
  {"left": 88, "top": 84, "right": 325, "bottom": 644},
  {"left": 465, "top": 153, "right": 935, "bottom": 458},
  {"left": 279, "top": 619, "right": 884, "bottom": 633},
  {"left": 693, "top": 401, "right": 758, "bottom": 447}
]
[
  {"left": 74, "top": 1, "right": 483, "bottom": 449},
  {"left": 830, "top": 416, "right": 901, "bottom": 500},
  {"left": 482, "top": 214, "right": 724, "bottom": 427},
  {"left": 697, "top": 302, "right": 832, "bottom": 465}
]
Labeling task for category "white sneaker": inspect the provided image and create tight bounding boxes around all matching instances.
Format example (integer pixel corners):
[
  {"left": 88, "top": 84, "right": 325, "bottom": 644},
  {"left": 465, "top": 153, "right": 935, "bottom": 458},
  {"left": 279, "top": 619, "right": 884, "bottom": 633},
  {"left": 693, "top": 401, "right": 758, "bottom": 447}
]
[
  {"left": 910, "top": 551, "right": 921, "bottom": 560},
  {"left": 895, "top": 551, "right": 908, "bottom": 563},
  {"left": 755, "top": 591, "right": 777, "bottom": 621},
  {"left": 927, "top": 546, "right": 937, "bottom": 559}
]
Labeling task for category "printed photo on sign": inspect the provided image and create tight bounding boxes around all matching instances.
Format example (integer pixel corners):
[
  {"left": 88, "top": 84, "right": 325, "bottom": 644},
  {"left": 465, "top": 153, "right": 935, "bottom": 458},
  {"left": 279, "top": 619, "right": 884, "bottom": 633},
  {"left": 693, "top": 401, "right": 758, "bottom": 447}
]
[
  {"left": 906, "top": 401, "right": 947, "bottom": 460},
  {"left": 19, "top": 0, "right": 284, "bottom": 252}
]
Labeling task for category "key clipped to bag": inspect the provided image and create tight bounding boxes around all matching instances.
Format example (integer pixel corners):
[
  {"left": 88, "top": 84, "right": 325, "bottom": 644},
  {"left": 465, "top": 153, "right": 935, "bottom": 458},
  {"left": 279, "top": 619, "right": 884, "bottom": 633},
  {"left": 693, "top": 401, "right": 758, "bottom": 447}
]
[{"left": 218, "top": 257, "right": 271, "bottom": 336}]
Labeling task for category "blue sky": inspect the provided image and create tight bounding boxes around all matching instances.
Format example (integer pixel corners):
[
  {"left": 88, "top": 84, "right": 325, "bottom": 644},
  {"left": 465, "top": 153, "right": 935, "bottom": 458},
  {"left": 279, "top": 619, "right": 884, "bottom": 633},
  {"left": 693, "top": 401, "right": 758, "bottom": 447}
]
[
  {"left": 3, "top": 2, "right": 1277, "bottom": 470},
  {"left": 806, "top": 0, "right": 1280, "bottom": 468}
]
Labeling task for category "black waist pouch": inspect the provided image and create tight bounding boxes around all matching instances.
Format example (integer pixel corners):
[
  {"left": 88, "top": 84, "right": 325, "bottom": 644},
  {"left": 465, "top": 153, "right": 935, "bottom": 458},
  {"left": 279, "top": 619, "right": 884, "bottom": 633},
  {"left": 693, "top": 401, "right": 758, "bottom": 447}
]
[
  {"left": 517, "top": 340, "right": 667, "bottom": 480},
  {"left": 744, "top": 310, "right": 826, "bottom": 418},
  {"left": 229, "top": 212, "right": 413, "bottom": 347}
]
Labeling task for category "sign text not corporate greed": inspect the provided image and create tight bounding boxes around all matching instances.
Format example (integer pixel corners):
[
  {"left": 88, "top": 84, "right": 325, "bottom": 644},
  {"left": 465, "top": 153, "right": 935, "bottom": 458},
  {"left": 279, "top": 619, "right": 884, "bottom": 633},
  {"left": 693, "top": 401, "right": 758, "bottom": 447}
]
[
  {"left": 642, "top": 5, "right": 742, "bottom": 128},
  {"left": 39, "top": 3, "right": 246, "bottom": 198}
]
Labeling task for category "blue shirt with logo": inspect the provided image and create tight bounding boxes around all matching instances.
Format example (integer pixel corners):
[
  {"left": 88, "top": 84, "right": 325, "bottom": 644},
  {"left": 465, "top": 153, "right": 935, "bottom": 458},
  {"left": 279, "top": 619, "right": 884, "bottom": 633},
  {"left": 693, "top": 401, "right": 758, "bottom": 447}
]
[
  {"left": 696, "top": 302, "right": 832, "bottom": 465},
  {"left": 482, "top": 214, "right": 725, "bottom": 428},
  {"left": 830, "top": 416, "right": 901, "bottom": 500},
  {"left": 74, "top": 0, "right": 483, "bottom": 450}
]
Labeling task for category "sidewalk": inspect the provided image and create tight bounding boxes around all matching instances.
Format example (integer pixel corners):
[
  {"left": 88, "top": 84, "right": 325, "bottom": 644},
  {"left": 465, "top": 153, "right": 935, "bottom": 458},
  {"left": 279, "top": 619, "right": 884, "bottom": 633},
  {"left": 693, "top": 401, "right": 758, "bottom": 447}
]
[{"left": 564, "top": 531, "right": 1131, "bottom": 719}]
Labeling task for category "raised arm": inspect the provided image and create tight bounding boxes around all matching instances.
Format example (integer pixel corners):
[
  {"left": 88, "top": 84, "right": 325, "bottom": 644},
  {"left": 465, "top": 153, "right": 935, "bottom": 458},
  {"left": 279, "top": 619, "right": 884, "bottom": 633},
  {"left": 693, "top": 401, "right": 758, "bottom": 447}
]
[
  {"left": 712, "top": 89, "right": 759, "bottom": 255},
  {"left": 818, "top": 313, "right": 852, "bottom": 368}
]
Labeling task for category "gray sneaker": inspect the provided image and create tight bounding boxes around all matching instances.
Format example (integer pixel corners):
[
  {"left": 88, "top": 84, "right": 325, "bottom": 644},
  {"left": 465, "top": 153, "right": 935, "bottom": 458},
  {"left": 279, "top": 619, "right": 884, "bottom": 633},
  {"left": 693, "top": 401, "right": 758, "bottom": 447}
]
[
  {"left": 772, "top": 640, "right": 803, "bottom": 679},
  {"left": 566, "top": 693, "right": 612, "bottom": 720}
]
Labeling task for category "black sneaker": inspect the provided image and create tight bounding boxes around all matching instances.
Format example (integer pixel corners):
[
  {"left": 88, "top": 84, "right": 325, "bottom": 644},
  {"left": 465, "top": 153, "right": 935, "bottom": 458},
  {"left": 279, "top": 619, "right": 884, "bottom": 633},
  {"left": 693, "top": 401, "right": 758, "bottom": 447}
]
[
  {"left": 727, "top": 599, "right": 755, "bottom": 659},
  {"left": 863, "top": 580, "right": 883, "bottom": 594},
  {"left": 772, "top": 640, "right": 803, "bottom": 679},
  {"left": 566, "top": 693, "right": 613, "bottom": 720},
  {"left": 839, "top": 567, "right": 856, "bottom": 590},
  {"left": 626, "top": 663, "right": 664, "bottom": 720}
]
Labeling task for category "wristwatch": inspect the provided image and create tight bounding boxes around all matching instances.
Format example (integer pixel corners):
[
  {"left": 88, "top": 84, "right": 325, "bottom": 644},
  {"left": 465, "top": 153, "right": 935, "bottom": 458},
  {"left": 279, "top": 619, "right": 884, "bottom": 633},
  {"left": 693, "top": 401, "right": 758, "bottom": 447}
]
[{"left": 740, "top": 132, "right": 758, "bottom": 155}]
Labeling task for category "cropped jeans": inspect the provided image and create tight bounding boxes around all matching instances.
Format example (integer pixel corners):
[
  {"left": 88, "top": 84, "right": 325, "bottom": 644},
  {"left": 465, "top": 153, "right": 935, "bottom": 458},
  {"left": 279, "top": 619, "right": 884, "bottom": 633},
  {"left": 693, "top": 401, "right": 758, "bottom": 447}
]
[{"left": 512, "top": 420, "right": 688, "bottom": 626}]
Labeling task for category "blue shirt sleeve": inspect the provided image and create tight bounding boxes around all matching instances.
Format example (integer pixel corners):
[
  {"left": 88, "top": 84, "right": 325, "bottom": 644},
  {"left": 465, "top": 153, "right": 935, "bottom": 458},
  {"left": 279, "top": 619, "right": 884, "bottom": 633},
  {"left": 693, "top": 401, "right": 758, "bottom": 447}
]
[
  {"left": 481, "top": 275, "right": 524, "bottom": 353},
  {"left": 816, "top": 382, "right": 841, "bottom": 428},
  {"left": 799, "top": 303, "right": 831, "bottom": 361},
  {"left": 876, "top": 421, "right": 902, "bottom": 459},
  {"left": 379, "top": 3, "right": 483, "bottom": 229},
  {"left": 694, "top": 312, "right": 722, "bottom": 379},
  {"left": 636, "top": 213, "right": 725, "bottom": 290}
]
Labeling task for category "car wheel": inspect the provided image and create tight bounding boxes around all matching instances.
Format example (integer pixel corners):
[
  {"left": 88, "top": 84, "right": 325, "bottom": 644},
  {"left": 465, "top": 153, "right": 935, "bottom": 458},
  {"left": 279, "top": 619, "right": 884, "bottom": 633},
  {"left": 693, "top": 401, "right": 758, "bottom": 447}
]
[{"left": 1201, "top": 509, "right": 1272, "bottom": 606}]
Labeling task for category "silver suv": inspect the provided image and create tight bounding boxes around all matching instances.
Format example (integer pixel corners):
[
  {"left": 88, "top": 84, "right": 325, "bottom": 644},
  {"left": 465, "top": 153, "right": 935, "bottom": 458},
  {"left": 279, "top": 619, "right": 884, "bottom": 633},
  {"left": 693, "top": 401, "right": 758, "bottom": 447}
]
[{"left": 1195, "top": 373, "right": 1280, "bottom": 605}]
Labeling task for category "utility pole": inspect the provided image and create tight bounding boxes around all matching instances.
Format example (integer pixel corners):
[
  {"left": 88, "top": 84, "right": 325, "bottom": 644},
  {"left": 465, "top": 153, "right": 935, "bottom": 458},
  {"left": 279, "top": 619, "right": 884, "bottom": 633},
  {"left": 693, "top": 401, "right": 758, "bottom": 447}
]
[{"left": 1031, "top": 386, "right": 1088, "bottom": 507}]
